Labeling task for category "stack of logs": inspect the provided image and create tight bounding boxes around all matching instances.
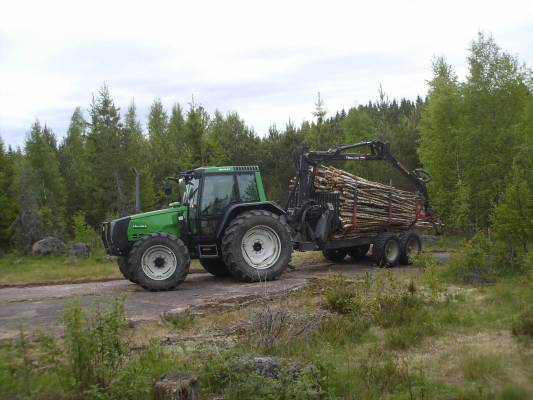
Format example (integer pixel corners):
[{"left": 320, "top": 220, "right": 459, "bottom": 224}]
[{"left": 314, "top": 165, "right": 431, "bottom": 239}]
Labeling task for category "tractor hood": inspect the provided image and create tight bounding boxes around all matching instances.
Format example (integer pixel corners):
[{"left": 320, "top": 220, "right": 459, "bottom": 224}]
[{"left": 127, "top": 203, "right": 187, "bottom": 242}]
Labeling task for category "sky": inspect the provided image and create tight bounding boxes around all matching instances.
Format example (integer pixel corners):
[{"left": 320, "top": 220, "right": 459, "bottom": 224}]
[{"left": 1, "top": 0, "right": 532, "bottom": 148}]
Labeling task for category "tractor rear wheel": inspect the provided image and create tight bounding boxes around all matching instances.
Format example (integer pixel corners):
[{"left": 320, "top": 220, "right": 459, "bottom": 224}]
[
  {"left": 200, "top": 258, "right": 232, "bottom": 277},
  {"left": 322, "top": 248, "right": 348, "bottom": 262},
  {"left": 222, "top": 210, "right": 292, "bottom": 282},
  {"left": 373, "top": 233, "right": 401, "bottom": 267},
  {"left": 348, "top": 244, "right": 370, "bottom": 261},
  {"left": 399, "top": 231, "right": 422, "bottom": 265},
  {"left": 128, "top": 232, "right": 190, "bottom": 291},
  {"left": 117, "top": 255, "right": 138, "bottom": 284}
]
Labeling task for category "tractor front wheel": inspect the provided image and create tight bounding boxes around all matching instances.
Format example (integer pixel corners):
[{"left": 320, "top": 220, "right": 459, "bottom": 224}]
[
  {"left": 222, "top": 210, "right": 292, "bottom": 282},
  {"left": 117, "top": 255, "right": 138, "bottom": 284},
  {"left": 128, "top": 232, "right": 190, "bottom": 291}
]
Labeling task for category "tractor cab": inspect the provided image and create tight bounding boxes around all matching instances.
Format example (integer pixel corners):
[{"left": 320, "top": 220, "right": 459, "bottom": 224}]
[{"left": 173, "top": 166, "right": 268, "bottom": 257}]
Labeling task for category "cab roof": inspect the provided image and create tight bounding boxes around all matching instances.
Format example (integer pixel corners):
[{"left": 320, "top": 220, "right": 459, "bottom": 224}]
[{"left": 193, "top": 165, "right": 260, "bottom": 174}]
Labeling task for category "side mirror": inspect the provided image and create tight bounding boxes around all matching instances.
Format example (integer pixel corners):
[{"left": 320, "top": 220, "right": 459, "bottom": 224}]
[{"left": 163, "top": 181, "right": 172, "bottom": 196}]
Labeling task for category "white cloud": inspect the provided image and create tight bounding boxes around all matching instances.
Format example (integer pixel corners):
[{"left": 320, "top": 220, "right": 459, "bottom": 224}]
[{"left": 0, "top": 0, "right": 532, "bottom": 147}]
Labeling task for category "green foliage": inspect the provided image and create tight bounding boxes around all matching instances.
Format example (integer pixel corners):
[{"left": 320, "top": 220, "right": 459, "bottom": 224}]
[
  {"left": 72, "top": 212, "right": 102, "bottom": 251},
  {"left": 511, "top": 305, "right": 533, "bottom": 338},
  {"left": 491, "top": 162, "right": 533, "bottom": 271},
  {"left": 460, "top": 351, "right": 506, "bottom": 382},
  {"left": 0, "top": 297, "right": 188, "bottom": 399},
  {"left": 444, "top": 232, "right": 495, "bottom": 283},
  {"left": 0, "top": 138, "right": 17, "bottom": 251},
  {"left": 200, "top": 353, "right": 323, "bottom": 400},
  {"left": 419, "top": 34, "right": 532, "bottom": 231}
]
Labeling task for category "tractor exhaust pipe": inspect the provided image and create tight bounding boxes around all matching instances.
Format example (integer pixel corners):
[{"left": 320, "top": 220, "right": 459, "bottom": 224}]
[{"left": 132, "top": 168, "right": 141, "bottom": 213}]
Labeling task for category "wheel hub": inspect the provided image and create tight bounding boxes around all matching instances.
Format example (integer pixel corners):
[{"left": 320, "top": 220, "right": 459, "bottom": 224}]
[
  {"left": 241, "top": 225, "right": 281, "bottom": 270},
  {"left": 141, "top": 245, "right": 177, "bottom": 281}
]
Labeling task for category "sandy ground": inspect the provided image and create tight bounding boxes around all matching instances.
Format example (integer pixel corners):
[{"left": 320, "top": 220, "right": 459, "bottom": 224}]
[{"left": 0, "top": 252, "right": 450, "bottom": 339}]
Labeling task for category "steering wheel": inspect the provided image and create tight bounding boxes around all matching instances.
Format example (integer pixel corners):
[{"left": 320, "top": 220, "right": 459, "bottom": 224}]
[{"left": 413, "top": 168, "right": 432, "bottom": 184}]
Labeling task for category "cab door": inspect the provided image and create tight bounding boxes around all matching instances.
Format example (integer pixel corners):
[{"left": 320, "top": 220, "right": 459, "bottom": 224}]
[{"left": 198, "top": 174, "right": 238, "bottom": 239}]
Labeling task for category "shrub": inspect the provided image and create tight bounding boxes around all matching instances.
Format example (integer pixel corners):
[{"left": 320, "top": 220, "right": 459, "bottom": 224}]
[
  {"left": 444, "top": 232, "right": 495, "bottom": 283},
  {"left": 511, "top": 306, "right": 533, "bottom": 338},
  {"left": 72, "top": 212, "right": 102, "bottom": 251}
]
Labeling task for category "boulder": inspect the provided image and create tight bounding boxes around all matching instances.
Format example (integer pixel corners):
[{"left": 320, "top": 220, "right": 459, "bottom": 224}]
[
  {"left": 153, "top": 372, "right": 198, "bottom": 400},
  {"left": 68, "top": 242, "right": 91, "bottom": 258},
  {"left": 463, "top": 272, "right": 488, "bottom": 286},
  {"left": 32, "top": 237, "right": 66, "bottom": 256}
]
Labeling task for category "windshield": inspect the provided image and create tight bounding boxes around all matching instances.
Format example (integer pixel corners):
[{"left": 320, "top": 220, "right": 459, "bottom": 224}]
[{"left": 181, "top": 178, "right": 199, "bottom": 206}]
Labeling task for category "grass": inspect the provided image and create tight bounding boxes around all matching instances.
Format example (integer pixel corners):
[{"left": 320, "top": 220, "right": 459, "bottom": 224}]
[
  {"left": 1, "top": 234, "right": 531, "bottom": 398},
  {"left": 0, "top": 253, "right": 122, "bottom": 286},
  {"left": 0, "top": 249, "right": 325, "bottom": 287}
]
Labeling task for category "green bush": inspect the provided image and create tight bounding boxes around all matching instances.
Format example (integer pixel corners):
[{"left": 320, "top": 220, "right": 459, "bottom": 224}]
[
  {"left": 72, "top": 212, "right": 102, "bottom": 252},
  {"left": 444, "top": 232, "right": 495, "bottom": 283},
  {"left": 0, "top": 297, "right": 187, "bottom": 400},
  {"left": 511, "top": 305, "right": 533, "bottom": 338}
]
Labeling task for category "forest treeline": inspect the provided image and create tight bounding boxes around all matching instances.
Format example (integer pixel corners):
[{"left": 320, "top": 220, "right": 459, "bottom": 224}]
[{"left": 0, "top": 33, "right": 531, "bottom": 260}]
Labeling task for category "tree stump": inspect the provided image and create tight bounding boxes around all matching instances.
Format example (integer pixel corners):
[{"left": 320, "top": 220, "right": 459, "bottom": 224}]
[{"left": 153, "top": 372, "right": 198, "bottom": 400}]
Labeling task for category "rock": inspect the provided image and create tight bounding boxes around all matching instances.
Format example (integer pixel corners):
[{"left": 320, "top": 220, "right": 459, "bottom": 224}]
[
  {"left": 463, "top": 272, "right": 488, "bottom": 286},
  {"left": 68, "top": 242, "right": 91, "bottom": 258},
  {"left": 235, "top": 355, "right": 280, "bottom": 378},
  {"left": 32, "top": 237, "right": 66, "bottom": 256},
  {"left": 153, "top": 372, "right": 198, "bottom": 400}
]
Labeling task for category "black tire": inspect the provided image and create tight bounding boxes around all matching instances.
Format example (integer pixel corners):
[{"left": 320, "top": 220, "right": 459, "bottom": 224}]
[
  {"left": 348, "top": 244, "right": 371, "bottom": 261},
  {"left": 117, "top": 255, "right": 138, "bottom": 284},
  {"left": 399, "top": 231, "right": 422, "bottom": 265},
  {"left": 200, "top": 258, "right": 232, "bottom": 277},
  {"left": 221, "top": 210, "right": 292, "bottom": 282},
  {"left": 128, "top": 232, "right": 190, "bottom": 291},
  {"left": 322, "top": 248, "right": 348, "bottom": 262},
  {"left": 373, "top": 233, "right": 401, "bottom": 267}
]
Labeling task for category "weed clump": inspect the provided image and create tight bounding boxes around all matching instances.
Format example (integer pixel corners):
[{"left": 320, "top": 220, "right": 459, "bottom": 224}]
[{"left": 322, "top": 272, "right": 436, "bottom": 349}]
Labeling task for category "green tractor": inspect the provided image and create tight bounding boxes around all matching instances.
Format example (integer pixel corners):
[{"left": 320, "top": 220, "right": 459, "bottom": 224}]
[
  {"left": 101, "top": 166, "right": 292, "bottom": 291},
  {"left": 102, "top": 141, "right": 439, "bottom": 291}
]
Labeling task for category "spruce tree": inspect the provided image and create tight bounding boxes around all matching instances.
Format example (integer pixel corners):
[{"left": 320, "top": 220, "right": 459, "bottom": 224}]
[
  {"left": 25, "top": 121, "right": 67, "bottom": 236},
  {"left": 0, "top": 137, "right": 17, "bottom": 251}
]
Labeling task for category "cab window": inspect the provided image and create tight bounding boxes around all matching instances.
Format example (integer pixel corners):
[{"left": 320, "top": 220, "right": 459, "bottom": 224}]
[
  {"left": 237, "top": 173, "right": 259, "bottom": 202},
  {"left": 200, "top": 175, "right": 236, "bottom": 215}
]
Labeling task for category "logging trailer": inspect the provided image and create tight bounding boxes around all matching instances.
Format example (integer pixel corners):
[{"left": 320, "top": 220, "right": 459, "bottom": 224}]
[{"left": 101, "top": 140, "right": 439, "bottom": 291}]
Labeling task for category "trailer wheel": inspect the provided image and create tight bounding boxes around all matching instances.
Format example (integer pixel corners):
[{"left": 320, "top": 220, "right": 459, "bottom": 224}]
[
  {"left": 200, "top": 258, "right": 232, "bottom": 277},
  {"left": 222, "top": 210, "right": 292, "bottom": 282},
  {"left": 117, "top": 255, "right": 138, "bottom": 284},
  {"left": 399, "top": 231, "right": 421, "bottom": 265},
  {"left": 348, "top": 244, "right": 371, "bottom": 260},
  {"left": 322, "top": 248, "right": 348, "bottom": 262},
  {"left": 128, "top": 232, "right": 190, "bottom": 291},
  {"left": 373, "top": 233, "right": 401, "bottom": 267}
]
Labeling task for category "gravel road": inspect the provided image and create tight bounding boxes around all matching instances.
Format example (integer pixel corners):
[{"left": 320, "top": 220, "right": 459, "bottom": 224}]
[{"left": 0, "top": 252, "right": 450, "bottom": 339}]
